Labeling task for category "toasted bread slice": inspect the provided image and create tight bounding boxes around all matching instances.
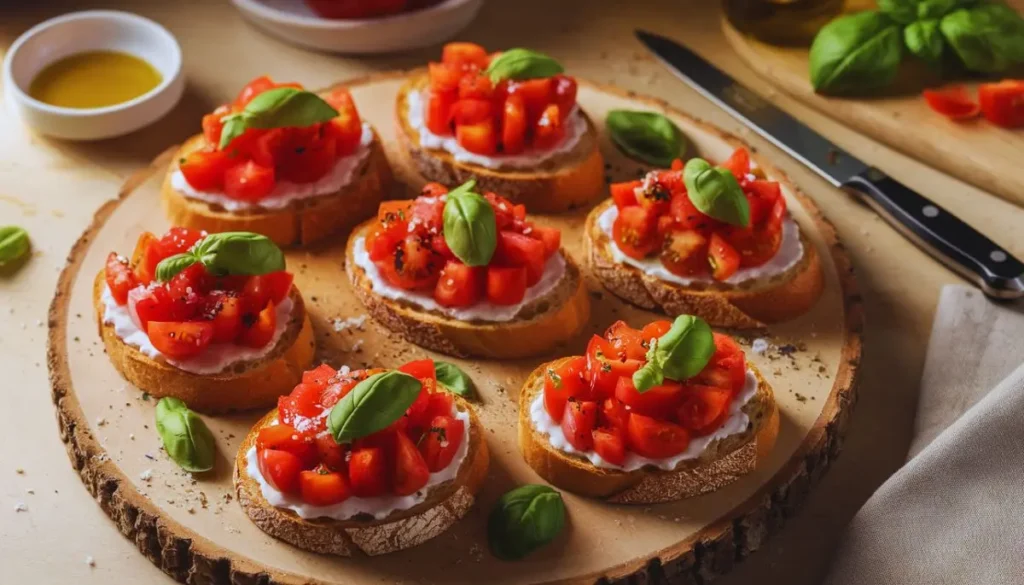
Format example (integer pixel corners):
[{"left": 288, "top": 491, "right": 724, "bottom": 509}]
[
  {"left": 93, "top": 271, "right": 315, "bottom": 414},
  {"left": 518, "top": 357, "right": 779, "bottom": 503},
  {"left": 585, "top": 200, "right": 824, "bottom": 328},
  {"left": 233, "top": 396, "right": 489, "bottom": 556},
  {"left": 161, "top": 129, "right": 393, "bottom": 248},
  {"left": 344, "top": 220, "right": 590, "bottom": 359},
  {"left": 394, "top": 74, "right": 605, "bottom": 213}
]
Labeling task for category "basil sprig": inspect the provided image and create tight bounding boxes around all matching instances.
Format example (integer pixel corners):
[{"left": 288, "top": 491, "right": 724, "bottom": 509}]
[
  {"left": 632, "top": 315, "right": 715, "bottom": 392},
  {"left": 683, "top": 158, "right": 750, "bottom": 227},
  {"left": 606, "top": 110, "right": 685, "bottom": 167},
  {"left": 327, "top": 371, "right": 422, "bottom": 444},
  {"left": 155, "top": 231, "right": 285, "bottom": 282},
  {"left": 155, "top": 397, "right": 216, "bottom": 473},
  {"left": 485, "top": 48, "right": 564, "bottom": 83},
  {"left": 434, "top": 360, "right": 477, "bottom": 400},
  {"left": 488, "top": 484, "right": 565, "bottom": 560},
  {"left": 0, "top": 226, "right": 30, "bottom": 265},
  {"left": 219, "top": 87, "right": 338, "bottom": 149},
  {"left": 442, "top": 180, "right": 497, "bottom": 267}
]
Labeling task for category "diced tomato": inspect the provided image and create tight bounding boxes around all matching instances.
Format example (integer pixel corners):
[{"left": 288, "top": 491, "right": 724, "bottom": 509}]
[
  {"left": 426, "top": 88, "right": 457, "bottom": 135},
  {"left": 303, "top": 363, "right": 338, "bottom": 388},
  {"left": 429, "top": 62, "right": 462, "bottom": 93},
  {"left": 179, "top": 148, "right": 232, "bottom": 192},
  {"left": 746, "top": 179, "right": 781, "bottom": 206},
  {"left": 614, "top": 376, "right": 684, "bottom": 418},
  {"left": 260, "top": 271, "right": 293, "bottom": 304},
  {"left": 508, "top": 78, "right": 552, "bottom": 118},
  {"left": 486, "top": 265, "right": 527, "bottom": 305},
  {"left": 669, "top": 191, "right": 710, "bottom": 230},
  {"left": 708, "top": 233, "right": 740, "bottom": 281},
  {"left": 604, "top": 321, "right": 648, "bottom": 360},
  {"left": 495, "top": 231, "right": 546, "bottom": 286},
  {"left": 258, "top": 449, "right": 303, "bottom": 494},
  {"left": 424, "top": 391, "right": 454, "bottom": 421},
  {"left": 348, "top": 447, "right": 390, "bottom": 497},
  {"left": 610, "top": 181, "right": 641, "bottom": 208},
  {"left": 543, "top": 356, "right": 589, "bottom": 422},
  {"left": 561, "top": 399, "right": 598, "bottom": 451},
  {"left": 923, "top": 86, "right": 980, "bottom": 120},
  {"left": 315, "top": 434, "right": 347, "bottom": 471},
  {"left": 324, "top": 89, "right": 363, "bottom": 155},
  {"left": 677, "top": 385, "right": 733, "bottom": 436},
  {"left": 397, "top": 359, "right": 435, "bottom": 384},
  {"left": 693, "top": 333, "right": 747, "bottom": 391},
  {"left": 530, "top": 225, "right": 561, "bottom": 258},
  {"left": 105, "top": 252, "right": 139, "bottom": 305},
  {"left": 456, "top": 119, "right": 498, "bottom": 155},
  {"left": 376, "top": 236, "right": 442, "bottom": 290},
  {"left": 600, "top": 398, "right": 630, "bottom": 432},
  {"left": 720, "top": 147, "right": 751, "bottom": 180},
  {"left": 727, "top": 222, "right": 781, "bottom": 268},
  {"left": 419, "top": 414, "right": 465, "bottom": 472},
  {"left": 612, "top": 206, "right": 658, "bottom": 259},
  {"left": 278, "top": 130, "right": 337, "bottom": 183},
  {"left": 551, "top": 74, "right": 578, "bottom": 116},
  {"left": 234, "top": 76, "right": 277, "bottom": 107},
  {"left": 450, "top": 99, "right": 493, "bottom": 125},
  {"left": 434, "top": 261, "right": 483, "bottom": 308},
  {"left": 299, "top": 468, "right": 351, "bottom": 506},
  {"left": 130, "top": 286, "right": 178, "bottom": 330},
  {"left": 533, "top": 104, "right": 564, "bottom": 150},
  {"left": 238, "top": 301, "right": 276, "bottom": 348},
  {"left": 256, "top": 424, "right": 317, "bottom": 466},
  {"left": 130, "top": 232, "right": 159, "bottom": 285},
  {"left": 244, "top": 128, "right": 283, "bottom": 168},
  {"left": 442, "top": 42, "right": 489, "bottom": 69},
  {"left": 640, "top": 320, "right": 673, "bottom": 343},
  {"left": 458, "top": 75, "right": 494, "bottom": 100},
  {"left": 501, "top": 94, "right": 528, "bottom": 154},
  {"left": 978, "top": 80, "right": 1024, "bottom": 129},
  {"left": 626, "top": 414, "right": 690, "bottom": 459},
  {"left": 586, "top": 335, "right": 642, "bottom": 399},
  {"left": 592, "top": 427, "right": 626, "bottom": 465},
  {"left": 660, "top": 229, "right": 709, "bottom": 276},
  {"left": 378, "top": 200, "right": 413, "bottom": 226},
  {"left": 152, "top": 227, "right": 204, "bottom": 260},
  {"left": 206, "top": 293, "right": 243, "bottom": 343},
  {"left": 201, "top": 105, "right": 231, "bottom": 146},
  {"left": 167, "top": 263, "right": 211, "bottom": 301},
  {"left": 147, "top": 321, "right": 214, "bottom": 359},
  {"left": 224, "top": 160, "right": 275, "bottom": 201},
  {"left": 393, "top": 431, "right": 430, "bottom": 495},
  {"left": 485, "top": 192, "right": 516, "bottom": 229},
  {"left": 634, "top": 177, "right": 673, "bottom": 214},
  {"left": 410, "top": 196, "right": 444, "bottom": 234},
  {"left": 320, "top": 378, "right": 358, "bottom": 409}
]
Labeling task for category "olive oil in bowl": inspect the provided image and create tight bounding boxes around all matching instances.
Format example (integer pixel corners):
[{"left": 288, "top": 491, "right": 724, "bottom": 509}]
[{"left": 28, "top": 51, "right": 162, "bottom": 109}]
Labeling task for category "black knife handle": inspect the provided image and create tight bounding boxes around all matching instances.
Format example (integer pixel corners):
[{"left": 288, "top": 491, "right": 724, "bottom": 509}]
[{"left": 842, "top": 168, "right": 1024, "bottom": 299}]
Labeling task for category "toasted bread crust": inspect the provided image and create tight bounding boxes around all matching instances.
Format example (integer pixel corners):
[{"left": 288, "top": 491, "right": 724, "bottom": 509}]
[
  {"left": 517, "top": 357, "right": 779, "bottom": 503},
  {"left": 585, "top": 200, "right": 824, "bottom": 328},
  {"left": 344, "top": 220, "right": 591, "bottom": 359},
  {"left": 233, "top": 397, "right": 489, "bottom": 556},
  {"left": 161, "top": 129, "right": 393, "bottom": 248},
  {"left": 93, "top": 271, "right": 315, "bottom": 414},
  {"left": 394, "top": 74, "right": 606, "bottom": 213}
]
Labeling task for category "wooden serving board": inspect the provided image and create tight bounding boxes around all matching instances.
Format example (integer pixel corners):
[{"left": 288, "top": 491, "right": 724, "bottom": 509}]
[
  {"left": 722, "top": 9, "right": 1024, "bottom": 208},
  {"left": 47, "top": 72, "right": 862, "bottom": 585}
]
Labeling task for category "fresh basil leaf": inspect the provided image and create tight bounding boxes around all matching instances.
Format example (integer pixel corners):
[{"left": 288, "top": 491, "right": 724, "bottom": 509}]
[
  {"left": 940, "top": 5, "right": 1024, "bottom": 74},
  {"left": 434, "top": 360, "right": 477, "bottom": 399},
  {"left": 633, "top": 315, "right": 715, "bottom": 392},
  {"left": 485, "top": 48, "right": 564, "bottom": 83},
  {"left": 155, "top": 397, "right": 216, "bottom": 473},
  {"left": 218, "top": 88, "right": 338, "bottom": 149},
  {"left": 155, "top": 253, "right": 199, "bottom": 282},
  {"left": 488, "top": 484, "right": 565, "bottom": 560},
  {"left": 905, "top": 19, "right": 945, "bottom": 66},
  {"left": 443, "top": 188, "right": 497, "bottom": 267},
  {"left": 809, "top": 11, "right": 903, "bottom": 95},
  {"left": 328, "top": 371, "right": 422, "bottom": 444},
  {"left": 876, "top": 0, "right": 959, "bottom": 23},
  {"left": 683, "top": 158, "right": 750, "bottom": 227},
  {"left": 606, "top": 110, "right": 685, "bottom": 167},
  {"left": 445, "top": 178, "right": 477, "bottom": 199},
  {"left": 0, "top": 226, "right": 30, "bottom": 265},
  {"left": 193, "top": 232, "right": 285, "bottom": 277}
]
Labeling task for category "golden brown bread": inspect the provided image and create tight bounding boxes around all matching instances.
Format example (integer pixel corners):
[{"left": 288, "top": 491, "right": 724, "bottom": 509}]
[
  {"left": 585, "top": 199, "right": 824, "bottom": 328},
  {"left": 93, "top": 271, "right": 315, "bottom": 414},
  {"left": 517, "top": 357, "right": 779, "bottom": 503},
  {"left": 344, "top": 219, "right": 591, "bottom": 359},
  {"left": 394, "top": 74, "right": 606, "bottom": 213},
  {"left": 233, "top": 397, "right": 489, "bottom": 556},
  {"left": 161, "top": 129, "right": 393, "bottom": 248}
]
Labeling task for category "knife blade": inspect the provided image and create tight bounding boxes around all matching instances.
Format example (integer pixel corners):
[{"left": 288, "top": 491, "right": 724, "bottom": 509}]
[{"left": 636, "top": 29, "right": 1024, "bottom": 300}]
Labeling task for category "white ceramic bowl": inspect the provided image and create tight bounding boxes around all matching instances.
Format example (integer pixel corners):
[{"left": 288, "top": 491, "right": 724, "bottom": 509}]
[
  {"left": 232, "top": 0, "right": 484, "bottom": 54},
  {"left": 3, "top": 10, "right": 184, "bottom": 141}
]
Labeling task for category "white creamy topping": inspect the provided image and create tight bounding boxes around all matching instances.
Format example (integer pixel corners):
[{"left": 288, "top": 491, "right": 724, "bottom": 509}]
[
  {"left": 101, "top": 284, "right": 293, "bottom": 375},
  {"left": 351, "top": 236, "right": 566, "bottom": 322},
  {"left": 529, "top": 369, "right": 759, "bottom": 471},
  {"left": 406, "top": 89, "right": 588, "bottom": 169},
  {"left": 245, "top": 407, "right": 471, "bottom": 520},
  {"left": 596, "top": 205, "right": 803, "bottom": 286},
  {"left": 170, "top": 123, "right": 375, "bottom": 211}
]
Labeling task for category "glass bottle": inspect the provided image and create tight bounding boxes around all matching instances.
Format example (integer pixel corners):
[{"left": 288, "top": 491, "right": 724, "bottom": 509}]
[{"left": 723, "top": 0, "right": 847, "bottom": 46}]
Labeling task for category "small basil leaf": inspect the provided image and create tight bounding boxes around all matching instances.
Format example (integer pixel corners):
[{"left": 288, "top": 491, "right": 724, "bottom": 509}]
[
  {"left": 904, "top": 19, "right": 945, "bottom": 66},
  {"left": 606, "top": 110, "right": 685, "bottom": 167},
  {"left": 218, "top": 88, "right": 338, "bottom": 149},
  {"left": 632, "top": 315, "right": 715, "bottom": 392},
  {"left": 328, "top": 371, "right": 422, "bottom": 444},
  {"left": 488, "top": 484, "right": 565, "bottom": 560},
  {"left": 434, "top": 360, "right": 477, "bottom": 399},
  {"left": 155, "top": 397, "right": 216, "bottom": 473},
  {"left": 485, "top": 48, "right": 564, "bottom": 83},
  {"left": 443, "top": 188, "right": 497, "bottom": 267},
  {"left": 809, "top": 11, "right": 903, "bottom": 95},
  {"left": 0, "top": 226, "right": 31, "bottom": 265},
  {"left": 192, "top": 232, "right": 285, "bottom": 277},
  {"left": 155, "top": 253, "right": 199, "bottom": 282},
  {"left": 218, "top": 114, "right": 248, "bottom": 150},
  {"left": 940, "top": 5, "right": 1024, "bottom": 74},
  {"left": 683, "top": 158, "right": 750, "bottom": 227}
]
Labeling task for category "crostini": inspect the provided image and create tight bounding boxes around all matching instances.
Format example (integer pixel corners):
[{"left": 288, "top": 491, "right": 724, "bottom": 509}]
[
  {"left": 395, "top": 43, "right": 605, "bottom": 213},
  {"left": 234, "top": 359, "right": 489, "bottom": 556},
  {"left": 96, "top": 228, "right": 314, "bottom": 413},
  {"left": 518, "top": 316, "right": 779, "bottom": 503},
  {"left": 345, "top": 180, "right": 590, "bottom": 358},
  {"left": 163, "top": 76, "right": 393, "bottom": 247},
  {"left": 586, "top": 149, "right": 824, "bottom": 328}
]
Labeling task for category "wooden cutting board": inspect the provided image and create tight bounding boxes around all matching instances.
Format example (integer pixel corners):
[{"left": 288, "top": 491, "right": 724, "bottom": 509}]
[
  {"left": 47, "top": 72, "right": 862, "bottom": 585},
  {"left": 722, "top": 8, "right": 1024, "bottom": 208}
]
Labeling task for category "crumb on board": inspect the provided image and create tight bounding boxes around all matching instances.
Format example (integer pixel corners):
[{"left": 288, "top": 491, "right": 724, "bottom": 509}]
[{"left": 332, "top": 315, "right": 367, "bottom": 332}]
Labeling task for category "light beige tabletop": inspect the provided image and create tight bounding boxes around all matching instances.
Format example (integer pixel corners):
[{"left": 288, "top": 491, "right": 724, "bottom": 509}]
[{"left": 2, "top": 1, "right": 1022, "bottom": 583}]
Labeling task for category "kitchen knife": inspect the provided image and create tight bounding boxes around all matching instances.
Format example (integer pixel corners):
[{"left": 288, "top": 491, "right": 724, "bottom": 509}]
[{"left": 636, "top": 29, "right": 1024, "bottom": 300}]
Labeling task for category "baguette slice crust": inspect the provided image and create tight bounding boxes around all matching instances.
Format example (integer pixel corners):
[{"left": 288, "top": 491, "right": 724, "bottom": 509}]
[
  {"left": 93, "top": 271, "right": 315, "bottom": 414},
  {"left": 394, "top": 74, "right": 606, "bottom": 213},
  {"left": 518, "top": 357, "right": 779, "bottom": 503},
  {"left": 585, "top": 199, "right": 824, "bottom": 328},
  {"left": 233, "top": 396, "right": 489, "bottom": 556},
  {"left": 161, "top": 129, "right": 393, "bottom": 248},
  {"left": 345, "top": 220, "right": 591, "bottom": 359}
]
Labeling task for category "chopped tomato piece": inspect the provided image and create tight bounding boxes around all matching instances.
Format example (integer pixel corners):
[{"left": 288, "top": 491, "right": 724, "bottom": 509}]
[
  {"left": 604, "top": 321, "right": 648, "bottom": 360},
  {"left": 423, "top": 391, "right": 453, "bottom": 420},
  {"left": 258, "top": 449, "right": 303, "bottom": 494},
  {"left": 130, "top": 232, "right": 159, "bottom": 285},
  {"left": 501, "top": 94, "right": 528, "bottom": 154},
  {"left": 640, "top": 320, "right": 673, "bottom": 343},
  {"left": 410, "top": 196, "right": 445, "bottom": 233},
  {"left": 720, "top": 147, "right": 751, "bottom": 180},
  {"left": 669, "top": 191, "right": 710, "bottom": 230},
  {"left": 456, "top": 119, "right": 498, "bottom": 155},
  {"left": 152, "top": 227, "right": 204, "bottom": 260},
  {"left": 677, "top": 385, "right": 733, "bottom": 436},
  {"left": 508, "top": 78, "right": 552, "bottom": 118},
  {"left": 315, "top": 435, "right": 347, "bottom": 471},
  {"left": 486, "top": 265, "right": 527, "bottom": 305},
  {"left": 592, "top": 427, "right": 626, "bottom": 465},
  {"left": 458, "top": 75, "right": 494, "bottom": 100},
  {"left": 256, "top": 424, "right": 317, "bottom": 466},
  {"left": 179, "top": 148, "right": 232, "bottom": 192},
  {"left": 234, "top": 75, "right": 276, "bottom": 107},
  {"left": 450, "top": 99, "right": 493, "bottom": 125},
  {"left": 348, "top": 447, "right": 389, "bottom": 497},
  {"left": 614, "top": 377, "right": 684, "bottom": 418},
  {"left": 634, "top": 176, "right": 673, "bottom": 214},
  {"left": 551, "top": 74, "right": 578, "bottom": 116},
  {"left": 428, "top": 62, "right": 462, "bottom": 93},
  {"left": 600, "top": 398, "right": 630, "bottom": 432},
  {"left": 105, "top": 252, "right": 138, "bottom": 305},
  {"left": 434, "top": 261, "right": 483, "bottom": 308},
  {"left": 238, "top": 301, "right": 276, "bottom": 348},
  {"left": 612, "top": 206, "right": 658, "bottom": 259},
  {"left": 299, "top": 468, "right": 351, "bottom": 506},
  {"left": 708, "top": 233, "right": 741, "bottom": 281},
  {"left": 442, "top": 42, "right": 489, "bottom": 68},
  {"left": 533, "top": 104, "right": 563, "bottom": 150},
  {"left": 376, "top": 236, "right": 443, "bottom": 291},
  {"left": 303, "top": 363, "right": 338, "bottom": 388},
  {"left": 398, "top": 358, "right": 435, "bottom": 383},
  {"left": 495, "top": 231, "right": 546, "bottom": 285},
  {"left": 393, "top": 432, "right": 430, "bottom": 495},
  {"left": 224, "top": 160, "right": 275, "bottom": 201},
  {"left": 660, "top": 229, "right": 709, "bottom": 276},
  {"left": 147, "top": 321, "right": 214, "bottom": 359},
  {"left": 206, "top": 293, "right": 243, "bottom": 343},
  {"left": 978, "top": 80, "right": 1024, "bottom": 129},
  {"left": 543, "top": 356, "right": 589, "bottom": 422},
  {"left": 419, "top": 414, "right": 465, "bottom": 472},
  {"left": 530, "top": 225, "right": 561, "bottom": 258},
  {"left": 201, "top": 105, "right": 231, "bottom": 145},
  {"left": 130, "top": 286, "right": 183, "bottom": 330},
  {"left": 610, "top": 180, "right": 641, "bottom": 208},
  {"left": 923, "top": 86, "right": 980, "bottom": 120},
  {"left": 278, "top": 130, "right": 338, "bottom": 183},
  {"left": 377, "top": 200, "right": 413, "bottom": 226},
  {"left": 561, "top": 399, "right": 598, "bottom": 451},
  {"left": 320, "top": 378, "right": 358, "bottom": 409},
  {"left": 586, "top": 335, "right": 642, "bottom": 399},
  {"left": 627, "top": 414, "right": 690, "bottom": 458},
  {"left": 426, "top": 87, "right": 457, "bottom": 135}
]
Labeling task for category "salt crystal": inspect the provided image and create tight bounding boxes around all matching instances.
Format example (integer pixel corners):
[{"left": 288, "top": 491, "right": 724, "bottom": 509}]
[{"left": 751, "top": 338, "right": 769, "bottom": 355}]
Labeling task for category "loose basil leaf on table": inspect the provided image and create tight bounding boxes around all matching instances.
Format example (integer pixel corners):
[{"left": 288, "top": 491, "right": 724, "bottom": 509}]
[
  {"left": 219, "top": 87, "right": 339, "bottom": 149},
  {"left": 443, "top": 182, "right": 498, "bottom": 267},
  {"left": 155, "top": 232, "right": 285, "bottom": 282},
  {"left": 683, "top": 158, "right": 750, "bottom": 227},
  {"left": 809, "top": 11, "right": 903, "bottom": 95},
  {"left": 633, "top": 315, "right": 715, "bottom": 392},
  {"left": 485, "top": 48, "right": 564, "bottom": 83},
  {"left": 904, "top": 19, "right": 945, "bottom": 66},
  {"left": 328, "top": 371, "right": 422, "bottom": 444},
  {"left": 606, "top": 110, "right": 685, "bottom": 167},
  {"left": 155, "top": 397, "right": 216, "bottom": 473},
  {"left": 434, "top": 360, "right": 477, "bottom": 400},
  {"left": 940, "top": 5, "right": 1024, "bottom": 74},
  {"left": 0, "top": 226, "right": 31, "bottom": 265},
  {"left": 488, "top": 484, "right": 566, "bottom": 560}
]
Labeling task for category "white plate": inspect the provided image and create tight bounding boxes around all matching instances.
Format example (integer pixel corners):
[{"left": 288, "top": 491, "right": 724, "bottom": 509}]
[{"left": 232, "top": 0, "right": 484, "bottom": 54}]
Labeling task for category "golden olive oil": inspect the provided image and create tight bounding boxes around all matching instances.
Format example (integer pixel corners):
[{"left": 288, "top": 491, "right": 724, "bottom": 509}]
[
  {"left": 723, "top": 0, "right": 845, "bottom": 46},
  {"left": 28, "top": 51, "right": 162, "bottom": 109}
]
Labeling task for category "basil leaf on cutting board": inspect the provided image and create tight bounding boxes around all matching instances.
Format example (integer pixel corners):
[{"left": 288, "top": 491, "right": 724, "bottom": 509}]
[
  {"left": 940, "top": 4, "right": 1024, "bottom": 74},
  {"left": 485, "top": 49, "right": 564, "bottom": 83},
  {"left": 606, "top": 109, "right": 685, "bottom": 167},
  {"left": 632, "top": 314, "right": 715, "bottom": 392},
  {"left": 904, "top": 19, "right": 946, "bottom": 66},
  {"left": 488, "top": 484, "right": 566, "bottom": 560},
  {"left": 219, "top": 87, "right": 338, "bottom": 149},
  {"left": 434, "top": 361, "right": 477, "bottom": 399},
  {"left": 155, "top": 397, "right": 216, "bottom": 473},
  {"left": 155, "top": 232, "right": 285, "bottom": 282},
  {"left": 0, "top": 226, "right": 31, "bottom": 265},
  {"left": 683, "top": 157, "right": 750, "bottom": 227},
  {"left": 327, "top": 371, "right": 422, "bottom": 444},
  {"left": 443, "top": 182, "right": 498, "bottom": 267},
  {"left": 809, "top": 11, "right": 903, "bottom": 95}
]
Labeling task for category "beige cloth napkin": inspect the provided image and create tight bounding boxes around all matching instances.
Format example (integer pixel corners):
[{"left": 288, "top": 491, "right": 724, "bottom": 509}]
[{"left": 824, "top": 285, "right": 1024, "bottom": 585}]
